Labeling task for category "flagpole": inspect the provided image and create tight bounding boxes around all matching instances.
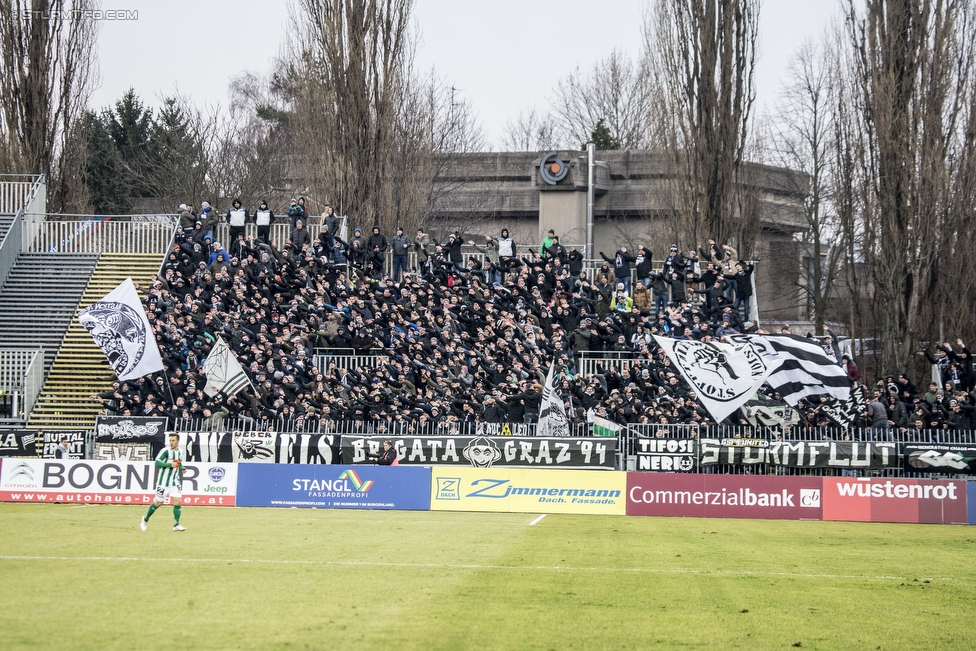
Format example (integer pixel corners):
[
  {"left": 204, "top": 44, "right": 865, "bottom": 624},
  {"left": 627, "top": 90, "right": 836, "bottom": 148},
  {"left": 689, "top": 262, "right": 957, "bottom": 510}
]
[{"left": 161, "top": 366, "right": 177, "bottom": 410}]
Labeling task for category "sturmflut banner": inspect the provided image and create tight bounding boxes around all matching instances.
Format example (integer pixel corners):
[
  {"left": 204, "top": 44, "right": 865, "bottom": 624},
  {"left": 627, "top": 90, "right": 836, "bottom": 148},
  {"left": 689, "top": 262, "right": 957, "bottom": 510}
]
[
  {"left": 341, "top": 436, "right": 616, "bottom": 469},
  {"left": 699, "top": 438, "right": 899, "bottom": 469}
]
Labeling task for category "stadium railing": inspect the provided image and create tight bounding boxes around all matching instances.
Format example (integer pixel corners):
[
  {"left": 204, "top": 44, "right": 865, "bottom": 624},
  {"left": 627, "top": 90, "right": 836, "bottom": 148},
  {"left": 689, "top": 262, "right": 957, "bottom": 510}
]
[
  {"left": 24, "top": 214, "right": 179, "bottom": 254},
  {"left": 0, "top": 348, "right": 43, "bottom": 421},
  {"left": 163, "top": 416, "right": 972, "bottom": 479}
]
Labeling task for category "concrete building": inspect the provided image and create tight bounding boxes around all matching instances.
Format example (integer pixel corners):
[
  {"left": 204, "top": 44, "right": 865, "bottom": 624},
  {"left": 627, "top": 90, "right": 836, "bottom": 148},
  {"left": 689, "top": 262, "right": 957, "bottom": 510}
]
[{"left": 428, "top": 149, "right": 808, "bottom": 322}]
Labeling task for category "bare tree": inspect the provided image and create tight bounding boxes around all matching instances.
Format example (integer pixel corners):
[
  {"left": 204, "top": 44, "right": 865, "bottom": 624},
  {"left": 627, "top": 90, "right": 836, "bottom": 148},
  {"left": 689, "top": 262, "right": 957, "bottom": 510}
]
[
  {"left": 647, "top": 0, "right": 761, "bottom": 252},
  {"left": 0, "top": 0, "right": 99, "bottom": 204},
  {"left": 281, "top": 0, "right": 417, "bottom": 234},
  {"left": 502, "top": 107, "right": 558, "bottom": 152},
  {"left": 842, "top": 0, "right": 976, "bottom": 373},
  {"left": 551, "top": 50, "right": 652, "bottom": 149},
  {"left": 768, "top": 39, "right": 846, "bottom": 335}
]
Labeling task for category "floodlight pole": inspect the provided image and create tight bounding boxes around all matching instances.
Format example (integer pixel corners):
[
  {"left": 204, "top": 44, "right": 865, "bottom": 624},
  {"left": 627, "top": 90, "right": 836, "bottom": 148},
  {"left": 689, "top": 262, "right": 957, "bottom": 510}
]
[{"left": 586, "top": 143, "right": 595, "bottom": 260}]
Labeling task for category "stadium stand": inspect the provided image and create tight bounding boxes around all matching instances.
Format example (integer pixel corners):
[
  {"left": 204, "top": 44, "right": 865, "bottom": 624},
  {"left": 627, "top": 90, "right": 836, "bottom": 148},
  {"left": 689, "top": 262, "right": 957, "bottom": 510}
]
[
  {"left": 0, "top": 252, "right": 99, "bottom": 377},
  {"left": 27, "top": 253, "right": 162, "bottom": 430}
]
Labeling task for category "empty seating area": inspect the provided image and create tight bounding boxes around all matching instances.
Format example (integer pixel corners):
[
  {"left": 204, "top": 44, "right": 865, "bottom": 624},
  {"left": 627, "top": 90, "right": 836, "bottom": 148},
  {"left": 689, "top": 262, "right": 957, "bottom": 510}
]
[
  {"left": 0, "top": 253, "right": 99, "bottom": 377},
  {"left": 27, "top": 253, "right": 162, "bottom": 431}
]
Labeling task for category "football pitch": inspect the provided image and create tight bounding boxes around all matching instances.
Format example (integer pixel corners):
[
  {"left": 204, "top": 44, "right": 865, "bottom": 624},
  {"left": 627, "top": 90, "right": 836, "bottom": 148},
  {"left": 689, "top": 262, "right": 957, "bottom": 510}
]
[{"left": 1, "top": 504, "right": 974, "bottom": 650}]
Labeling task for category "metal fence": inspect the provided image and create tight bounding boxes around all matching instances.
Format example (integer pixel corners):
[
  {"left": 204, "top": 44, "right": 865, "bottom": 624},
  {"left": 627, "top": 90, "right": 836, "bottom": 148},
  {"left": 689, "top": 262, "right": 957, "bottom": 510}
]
[
  {"left": 0, "top": 176, "right": 41, "bottom": 214},
  {"left": 24, "top": 217, "right": 179, "bottom": 253},
  {"left": 163, "top": 417, "right": 974, "bottom": 479},
  {"left": 0, "top": 349, "right": 43, "bottom": 420},
  {"left": 313, "top": 350, "right": 385, "bottom": 372}
]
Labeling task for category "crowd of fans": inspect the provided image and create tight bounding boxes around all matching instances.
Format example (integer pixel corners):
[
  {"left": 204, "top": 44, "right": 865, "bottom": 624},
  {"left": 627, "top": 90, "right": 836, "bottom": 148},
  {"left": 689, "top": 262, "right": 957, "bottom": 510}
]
[{"left": 84, "top": 199, "right": 974, "bottom": 439}]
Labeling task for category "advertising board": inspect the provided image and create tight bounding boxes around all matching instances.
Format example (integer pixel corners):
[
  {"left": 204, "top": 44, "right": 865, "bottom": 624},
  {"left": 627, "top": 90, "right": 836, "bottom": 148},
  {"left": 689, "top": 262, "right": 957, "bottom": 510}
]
[
  {"left": 0, "top": 459, "right": 237, "bottom": 505},
  {"left": 430, "top": 467, "right": 626, "bottom": 515},
  {"left": 822, "top": 477, "right": 968, "bottom": 524},
  {"left": 236, "top": 463, "right": 430, "bottom": 510},
  {"left": 626, "top": 473, "right": 823, "bottom": 520}
]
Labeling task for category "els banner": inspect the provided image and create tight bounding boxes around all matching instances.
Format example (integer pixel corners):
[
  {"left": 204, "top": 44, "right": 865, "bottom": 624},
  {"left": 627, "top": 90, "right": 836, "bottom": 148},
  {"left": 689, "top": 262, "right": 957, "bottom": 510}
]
[
  {"left": 236, "top": 464, "right": 430, "bottom": 510},
  {"left": 0, "top": 459, "right": 237, "bottom": 506},
  {"left": 627, "top": 473, "right": 823, "bottom": 520},
  {"left": 430, "top": 467, "right": 626, "bottom": 515}
]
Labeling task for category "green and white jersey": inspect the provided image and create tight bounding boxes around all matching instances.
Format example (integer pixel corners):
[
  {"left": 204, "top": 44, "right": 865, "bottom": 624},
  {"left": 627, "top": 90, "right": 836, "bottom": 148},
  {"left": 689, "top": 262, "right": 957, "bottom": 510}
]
[{"left": 154, "top": 447, "right": 184, "bottom": 489}]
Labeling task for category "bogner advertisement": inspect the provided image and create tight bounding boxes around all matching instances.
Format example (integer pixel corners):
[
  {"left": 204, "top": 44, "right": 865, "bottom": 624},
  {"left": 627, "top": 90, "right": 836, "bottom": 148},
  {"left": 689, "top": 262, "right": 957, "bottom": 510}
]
[
  {"left": 0, "top": 459, "right": 237, "bottom": 506},
  {"left": 627, "top": 473, "right": 824, "bottom": 520},
  {"left": 430, "top": 467, "right": 627, "bottom": 515}
]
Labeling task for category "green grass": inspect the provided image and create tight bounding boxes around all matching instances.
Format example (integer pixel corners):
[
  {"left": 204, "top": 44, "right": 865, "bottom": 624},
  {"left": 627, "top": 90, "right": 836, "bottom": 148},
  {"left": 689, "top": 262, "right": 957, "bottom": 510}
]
[{"left": 1, "top": 504, "right": 974, "bottom": 650}]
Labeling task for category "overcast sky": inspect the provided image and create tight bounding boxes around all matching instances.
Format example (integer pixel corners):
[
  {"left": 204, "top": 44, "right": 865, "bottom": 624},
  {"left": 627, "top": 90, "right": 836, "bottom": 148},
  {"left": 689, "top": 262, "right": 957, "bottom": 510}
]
[{"left": 91, "top": 0, "right": 840, "bottom": 148}]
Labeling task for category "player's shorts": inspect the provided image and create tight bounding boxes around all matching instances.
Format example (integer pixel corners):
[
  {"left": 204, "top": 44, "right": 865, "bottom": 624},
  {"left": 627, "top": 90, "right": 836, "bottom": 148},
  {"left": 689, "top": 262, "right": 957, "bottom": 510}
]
[{"left": 154, "top": 485, "right": 182, "bottom": 502}]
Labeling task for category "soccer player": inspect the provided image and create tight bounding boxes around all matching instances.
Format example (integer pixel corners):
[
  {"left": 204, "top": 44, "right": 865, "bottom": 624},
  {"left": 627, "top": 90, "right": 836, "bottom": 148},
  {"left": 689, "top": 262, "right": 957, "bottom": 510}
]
[{"left": 141, "top": 433, "right": 185, "bottom": 531}]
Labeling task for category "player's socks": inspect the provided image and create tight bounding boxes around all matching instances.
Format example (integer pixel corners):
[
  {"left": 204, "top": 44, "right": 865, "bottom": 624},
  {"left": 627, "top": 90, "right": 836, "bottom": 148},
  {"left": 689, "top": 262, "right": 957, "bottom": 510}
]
[
  {"left": 173, "top": 505, "right": 181, "bottom": 526},
  {"left": 145, "top": 503, "right": 159, "bottom": 520}
]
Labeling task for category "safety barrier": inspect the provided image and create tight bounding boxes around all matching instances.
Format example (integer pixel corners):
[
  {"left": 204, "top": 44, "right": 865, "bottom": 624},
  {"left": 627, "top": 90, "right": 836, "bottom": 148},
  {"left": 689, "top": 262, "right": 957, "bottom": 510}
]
[
  {"left": 24, "top": 217, "right": 179, "bottom": 253},
  {"left": 0, "top": 349, "right": 43, "bottom": 420}
]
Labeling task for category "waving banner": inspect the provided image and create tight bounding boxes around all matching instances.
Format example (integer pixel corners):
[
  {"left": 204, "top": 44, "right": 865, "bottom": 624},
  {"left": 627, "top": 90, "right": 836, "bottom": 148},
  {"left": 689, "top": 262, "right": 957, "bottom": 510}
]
[
  {"left": 78, "top": 278, "right": 163, "bottom": 381},
  {"left": 653, "top": 336, "right": 778, "bottom": 424}
]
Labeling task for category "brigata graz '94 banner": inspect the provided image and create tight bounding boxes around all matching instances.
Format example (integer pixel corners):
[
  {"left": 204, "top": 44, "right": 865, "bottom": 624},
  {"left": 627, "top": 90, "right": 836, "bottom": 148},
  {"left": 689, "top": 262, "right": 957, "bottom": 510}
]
[
  {"left": 699, "top": 438, "right": 899, "bottom": 469},
  {"left": 903, "top": 443, "right": 976, "bottom": 474},
  {"left": 341, "top": 436, "right": 616, "bottom": 469},
  {"left": 177, "top": 431, "right": 341, "bottom": 464},
  {"left": 0, "top": 458, "right": 237, "bottom": 505},
  {"left": 0, "top": 430, "right": 37, "bottom": 457}
]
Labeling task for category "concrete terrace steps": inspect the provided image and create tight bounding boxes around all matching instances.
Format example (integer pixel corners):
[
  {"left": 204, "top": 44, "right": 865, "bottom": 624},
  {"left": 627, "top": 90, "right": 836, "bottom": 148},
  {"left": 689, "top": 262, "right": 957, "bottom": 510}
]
[
  {"left": 27, "top": 253, "right": 163, "bottom": 431},
  {"left": 0, "top": 213, "right": 14, "bottom": 243},
  {"left": 0, "top": 253, "right": 100, "bottom": 376}
]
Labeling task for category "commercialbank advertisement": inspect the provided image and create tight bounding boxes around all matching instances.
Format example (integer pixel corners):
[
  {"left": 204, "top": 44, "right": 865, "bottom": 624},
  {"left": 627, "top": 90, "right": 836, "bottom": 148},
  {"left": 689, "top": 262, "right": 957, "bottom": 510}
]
[
  {"left": 430, "top": 467, "right": 627, "bottom": 515},
  {"left": 236, "top": 463, "right": 431, "bottom": 510},
  {"left": 0, "top": 459, "right": 237, "bottom": 506},
  {"left": 627, "top": 473, "right": 824, "bottom": 520},
  {"left": 822, "top": 477, "right": 968, "bottom": 524}
]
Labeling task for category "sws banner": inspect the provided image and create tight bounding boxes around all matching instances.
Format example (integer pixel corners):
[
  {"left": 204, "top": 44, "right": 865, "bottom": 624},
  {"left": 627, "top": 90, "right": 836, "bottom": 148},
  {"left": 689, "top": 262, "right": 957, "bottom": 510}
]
[
  {"left": 0, "top": 430, "right": 37, "bottom": 457},
  {"left": 42, "top": 431, "right": 87, "bottom": 459},
  {"left": 95, "top": 416, "right": 167, "bottom": 461},
  {"left": 627, "top": 473, "right": 824, "bottom": 520},
  {"left": 0, "top": 459, "right": 237, "bottom": 506},
  {"left": 634, "top": 438, "right": 696, "bottom": 472},
  {"left": 430, "top": 467, "right": 626, "bottom": 515},
  {"left": 699, "top": 438, "right": 899, "bottom": 469},
  {"left": 904, "top": 444, "right": 976, "bottom": 475},
  {"left": 341, "top": 436, "right": 616, "bottom": 469},
  {"left": 177, "top": 431, "right": 341, "bottom": 464},
  {"left": 236, "top": 463, "right": 430, "bottom": 510}
]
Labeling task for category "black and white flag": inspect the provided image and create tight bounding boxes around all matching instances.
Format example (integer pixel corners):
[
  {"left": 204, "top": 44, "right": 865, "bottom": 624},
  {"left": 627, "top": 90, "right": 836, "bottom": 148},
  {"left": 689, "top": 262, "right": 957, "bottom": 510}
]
[
  {"left": 654, "top": 336, "right": 778, "bottom": 424},
  {"left": 78, "top": 278, "right": 163, "bottom": 381},
  {"left": 729, "top": 334, "right": 851, "bottom": 405},
  {"left": 202, "top": 336, "right": 253, "bottom": 398},
  {"left": 537, "top": 362, "right": 571, "bottom": 437},
  {"left": 820, "top": 385, "right": 867, "bottom": 428}
]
